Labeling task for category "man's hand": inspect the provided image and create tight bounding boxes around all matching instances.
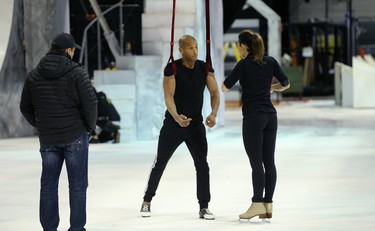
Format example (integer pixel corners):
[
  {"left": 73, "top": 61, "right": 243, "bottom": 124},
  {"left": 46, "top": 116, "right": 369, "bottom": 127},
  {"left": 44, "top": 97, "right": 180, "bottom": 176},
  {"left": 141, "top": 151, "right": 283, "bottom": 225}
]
[
  {"left": 205, "top": 113, "right": 216, "bottom": 128},
  {"left": 175, "top": 114, "right": 192, "bottom": 127}
]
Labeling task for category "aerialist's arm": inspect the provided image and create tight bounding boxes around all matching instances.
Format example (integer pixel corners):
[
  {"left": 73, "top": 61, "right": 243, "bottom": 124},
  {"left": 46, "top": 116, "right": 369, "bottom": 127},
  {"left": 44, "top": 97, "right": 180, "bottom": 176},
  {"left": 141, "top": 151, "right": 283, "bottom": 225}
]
[
  {"left": 205, "top": 72, "right": 220, "bottom": 128},
  {"left": 163, "top": 75, "right": 192, "bottom": 127}
]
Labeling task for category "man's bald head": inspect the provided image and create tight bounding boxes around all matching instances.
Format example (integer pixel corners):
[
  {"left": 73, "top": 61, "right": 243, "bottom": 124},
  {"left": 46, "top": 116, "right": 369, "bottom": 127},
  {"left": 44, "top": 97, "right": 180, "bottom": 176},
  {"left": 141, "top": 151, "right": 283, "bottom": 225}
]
[{"left": 179, "top": 35, "right": 197, "bottom": 49}]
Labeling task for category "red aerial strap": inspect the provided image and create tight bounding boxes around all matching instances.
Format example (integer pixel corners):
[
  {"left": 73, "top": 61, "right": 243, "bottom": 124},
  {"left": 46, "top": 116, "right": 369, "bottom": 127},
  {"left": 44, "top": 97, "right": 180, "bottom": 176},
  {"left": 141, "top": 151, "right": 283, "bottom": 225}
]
[
  {"left": 205, "top": 0, "right": 211, "bottom": 75},
  {"left": 166, "top": 0, "right": 211, "bottom": 76},
  {"left": 166, "top": 0, "right": 177, "bottom": 76}
]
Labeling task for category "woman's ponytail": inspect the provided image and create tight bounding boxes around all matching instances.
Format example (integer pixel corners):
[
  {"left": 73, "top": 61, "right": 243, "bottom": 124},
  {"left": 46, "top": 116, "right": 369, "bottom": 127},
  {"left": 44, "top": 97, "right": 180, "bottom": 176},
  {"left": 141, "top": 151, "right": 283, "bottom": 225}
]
[{"left": 238, "top": 30, "right": 265, "bottom": 64}]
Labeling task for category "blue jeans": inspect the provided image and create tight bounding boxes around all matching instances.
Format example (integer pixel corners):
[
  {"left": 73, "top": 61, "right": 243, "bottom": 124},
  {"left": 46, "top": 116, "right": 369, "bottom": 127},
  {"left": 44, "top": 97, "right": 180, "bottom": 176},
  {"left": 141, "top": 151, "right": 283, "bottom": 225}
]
[{"left": 39, "top": 133, "right": 89, "bottom": 231}]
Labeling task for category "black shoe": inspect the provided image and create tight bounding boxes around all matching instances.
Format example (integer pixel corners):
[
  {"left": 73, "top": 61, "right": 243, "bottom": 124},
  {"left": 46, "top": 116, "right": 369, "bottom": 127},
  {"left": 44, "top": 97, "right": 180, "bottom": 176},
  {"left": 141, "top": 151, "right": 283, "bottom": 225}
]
[
  {"left": 113, "top": 131, "right": 120, "bottom": 143},
  {"left": 199, "top": 208, "right": 215, "bottom": 220},
  {"left": 89, "top": 138, "right": 100, "bottom": 143},
  {"left": 140, "top": 202, "right": 151, "bottom": 217}
]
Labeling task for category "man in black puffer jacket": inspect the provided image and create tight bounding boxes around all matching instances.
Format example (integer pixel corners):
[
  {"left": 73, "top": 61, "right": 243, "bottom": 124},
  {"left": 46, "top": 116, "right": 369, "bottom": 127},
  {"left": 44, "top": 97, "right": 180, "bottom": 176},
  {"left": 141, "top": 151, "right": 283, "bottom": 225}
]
[{"left": 20, "top": 33, "right": 97, "bottom": 231}]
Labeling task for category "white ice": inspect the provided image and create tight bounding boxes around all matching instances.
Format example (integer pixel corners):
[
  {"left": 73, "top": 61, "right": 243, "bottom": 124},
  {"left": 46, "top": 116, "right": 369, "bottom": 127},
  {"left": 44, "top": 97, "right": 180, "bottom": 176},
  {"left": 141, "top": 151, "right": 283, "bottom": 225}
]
[{"left": 1, "top": 99, "right": 375, "bottom": 231}]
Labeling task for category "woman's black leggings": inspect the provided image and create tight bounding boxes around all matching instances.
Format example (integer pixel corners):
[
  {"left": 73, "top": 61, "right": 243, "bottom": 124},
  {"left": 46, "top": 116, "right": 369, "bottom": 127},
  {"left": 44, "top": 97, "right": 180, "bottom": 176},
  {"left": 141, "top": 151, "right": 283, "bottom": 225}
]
[{"left": 242, "top": 113, "right": 277, "bottom": 203}]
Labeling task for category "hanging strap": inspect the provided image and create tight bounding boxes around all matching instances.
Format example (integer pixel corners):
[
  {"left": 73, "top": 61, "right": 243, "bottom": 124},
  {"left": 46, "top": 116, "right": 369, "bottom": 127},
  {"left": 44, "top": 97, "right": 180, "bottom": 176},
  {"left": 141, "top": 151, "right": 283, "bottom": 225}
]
[
  {"left": 205, "top": 0, "right": 212, "bottom": 75},
  {"left": 166, "top": 0, "right": 211, "bottom": 76},
  {"left": 165, "top": 0, "right": 177, "bottom": 76}
]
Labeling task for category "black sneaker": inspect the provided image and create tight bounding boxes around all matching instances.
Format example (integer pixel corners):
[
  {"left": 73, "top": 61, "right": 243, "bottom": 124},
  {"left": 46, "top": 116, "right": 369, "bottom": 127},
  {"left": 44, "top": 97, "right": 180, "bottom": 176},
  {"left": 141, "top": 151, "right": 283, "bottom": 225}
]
[
  {"left": 140, "top": 203, "right": 151, "bottom": 217},
  {"left": 199, "top": 208, "right": 215, "bottom": 220},
  {"left": 113, "top": 131, "right": 120, "bottom": 143},
  {"left": 89, "top": 137, "right": 100, "bottom": 144}
]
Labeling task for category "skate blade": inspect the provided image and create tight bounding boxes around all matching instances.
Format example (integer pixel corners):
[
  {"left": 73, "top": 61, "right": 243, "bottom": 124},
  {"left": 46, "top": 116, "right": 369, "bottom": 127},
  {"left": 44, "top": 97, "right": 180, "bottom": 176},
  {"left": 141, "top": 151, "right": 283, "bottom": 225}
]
[{"left": 238, "top": 218, "right": 271, "bottom": 224}]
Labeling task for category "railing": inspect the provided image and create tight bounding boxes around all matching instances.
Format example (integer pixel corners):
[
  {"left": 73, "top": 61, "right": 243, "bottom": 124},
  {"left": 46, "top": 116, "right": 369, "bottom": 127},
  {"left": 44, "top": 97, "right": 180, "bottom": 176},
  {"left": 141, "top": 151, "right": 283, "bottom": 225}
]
[{"left": 79, "top": 0, "right": 124, "bottom": 73}]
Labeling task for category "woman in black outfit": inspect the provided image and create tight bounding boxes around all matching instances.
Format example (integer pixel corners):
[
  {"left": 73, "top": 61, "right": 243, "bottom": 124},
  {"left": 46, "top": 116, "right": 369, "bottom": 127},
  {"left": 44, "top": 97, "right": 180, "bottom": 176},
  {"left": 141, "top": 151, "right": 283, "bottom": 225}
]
[{"left": 222, "top": 30, "right": 290, "bottom": 220}]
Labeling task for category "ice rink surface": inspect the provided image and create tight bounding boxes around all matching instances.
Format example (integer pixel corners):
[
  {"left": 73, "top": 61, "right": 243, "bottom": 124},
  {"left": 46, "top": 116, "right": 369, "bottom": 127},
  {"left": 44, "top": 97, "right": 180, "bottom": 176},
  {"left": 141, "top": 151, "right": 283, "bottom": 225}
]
[{"left": 1, "top": 99, "right": 375, "bottom": 231}]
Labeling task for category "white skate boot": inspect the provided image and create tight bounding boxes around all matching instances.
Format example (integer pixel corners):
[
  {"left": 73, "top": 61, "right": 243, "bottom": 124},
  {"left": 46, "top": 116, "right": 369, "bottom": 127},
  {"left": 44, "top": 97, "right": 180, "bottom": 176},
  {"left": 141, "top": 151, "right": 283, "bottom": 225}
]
[{"left": 239, "top": 202, "right": 267, "bottom": 221}]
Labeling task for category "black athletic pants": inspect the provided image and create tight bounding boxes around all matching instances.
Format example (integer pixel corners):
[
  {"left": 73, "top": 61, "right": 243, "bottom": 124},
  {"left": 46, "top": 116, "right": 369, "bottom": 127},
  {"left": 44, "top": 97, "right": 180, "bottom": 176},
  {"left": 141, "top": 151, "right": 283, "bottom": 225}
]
[
  {"left": 242, "top": 113, "right": 277, "bottom": 203},
  {"left": 143, "top": 123, "right": 211, "bottom": 209}
]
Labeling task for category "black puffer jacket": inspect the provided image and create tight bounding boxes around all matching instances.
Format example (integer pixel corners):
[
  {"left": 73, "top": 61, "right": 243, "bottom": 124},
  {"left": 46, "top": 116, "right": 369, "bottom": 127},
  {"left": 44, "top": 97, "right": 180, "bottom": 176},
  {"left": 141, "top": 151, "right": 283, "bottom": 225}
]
[{"left": 20, "top": 52, "right": 98, "bottom": 144}]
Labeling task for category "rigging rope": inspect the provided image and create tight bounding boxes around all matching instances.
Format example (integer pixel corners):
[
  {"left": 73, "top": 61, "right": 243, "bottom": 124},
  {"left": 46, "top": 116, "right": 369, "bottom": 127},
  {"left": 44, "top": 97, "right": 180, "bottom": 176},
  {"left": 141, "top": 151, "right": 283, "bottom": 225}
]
[{"left": 166, "top": 0, "right": 211, "bottom": 76}]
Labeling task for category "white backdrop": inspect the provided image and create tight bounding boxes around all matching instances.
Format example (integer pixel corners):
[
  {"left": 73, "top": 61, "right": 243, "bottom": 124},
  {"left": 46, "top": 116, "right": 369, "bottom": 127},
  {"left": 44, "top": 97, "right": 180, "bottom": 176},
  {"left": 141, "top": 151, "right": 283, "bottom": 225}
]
[{"left": 0, "top": 0, "right": 14, "bottom": 71}]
